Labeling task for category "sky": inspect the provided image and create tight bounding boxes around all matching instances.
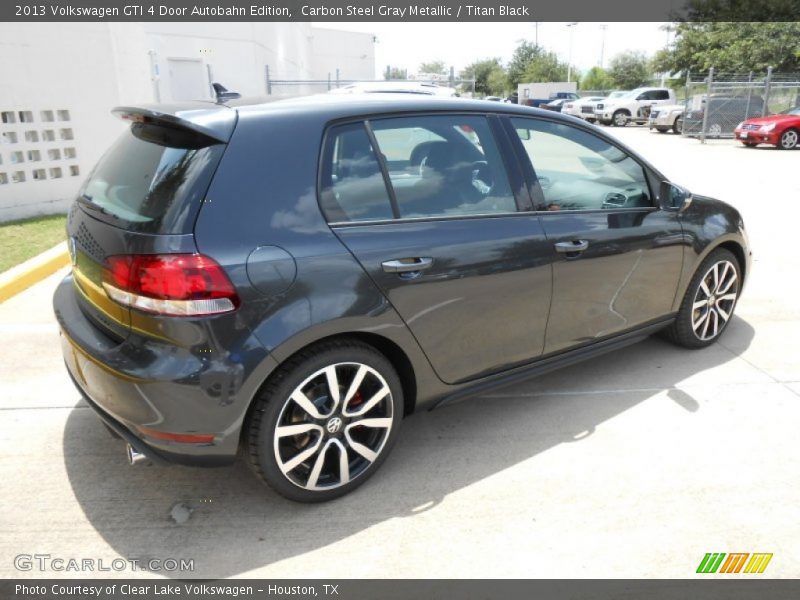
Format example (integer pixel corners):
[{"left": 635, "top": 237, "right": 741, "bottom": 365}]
[{"left": 315, "top": 22, "right": 672, "bottom": 79}]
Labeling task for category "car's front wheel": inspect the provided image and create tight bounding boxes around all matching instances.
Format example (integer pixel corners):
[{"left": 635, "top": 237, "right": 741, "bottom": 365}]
[
  {"left": 673, "top": 117, "right": 683, "bottom": 134},
  {"left": 664, "top": 248, "right": 741, "bottom": 349},
  {"left": 612, "top": 110, "right": 629, "bottom": 127},
  {"left": 778, "top": 128, "right": 798, "bottom": 150},
  {"left": 246, "top": 340, "right": 403, "bottom": 502}
]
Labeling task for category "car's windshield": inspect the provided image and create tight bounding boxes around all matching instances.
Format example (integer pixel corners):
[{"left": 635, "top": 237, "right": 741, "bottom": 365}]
[{"left": 781, "top": 107, "right": 800, "bottom": 115}]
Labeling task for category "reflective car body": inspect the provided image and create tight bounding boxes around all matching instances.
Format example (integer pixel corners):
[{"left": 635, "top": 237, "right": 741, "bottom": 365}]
[
  {"left": 733, "top": 107, "right": 800, "bottom": 148},
  {"left": 54, "top": 94, "right": 751, "bottom": 471}
]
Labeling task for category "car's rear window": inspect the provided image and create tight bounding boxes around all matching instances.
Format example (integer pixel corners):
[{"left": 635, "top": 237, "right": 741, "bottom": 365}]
[{"left": 77, "top": 122, "right": 225, "bottom": 234}]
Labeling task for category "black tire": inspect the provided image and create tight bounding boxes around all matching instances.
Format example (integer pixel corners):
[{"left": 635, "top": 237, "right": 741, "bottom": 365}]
[
  {"left": 778, "top": 128, "right": 798, "bottom": 150},
  {"left": 663, "top": 248, "right": 742, "bottom": 349},
  {"left": 246, "top": 339, "right": 404, "bottom": 502},
  {"left": 612, "top": 110, "right": 629, "bottom": 127},
  {"left": 673, "top": 117, "right": 683, "bottom": 134},
  {"left": 656, "top": 127, "right": 669, "bottom": 133}
]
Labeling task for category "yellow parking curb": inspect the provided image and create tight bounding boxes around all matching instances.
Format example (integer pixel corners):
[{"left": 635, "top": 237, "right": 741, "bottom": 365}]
[{"left": 0, "top": 241, "right": 69, "bottom": 303}]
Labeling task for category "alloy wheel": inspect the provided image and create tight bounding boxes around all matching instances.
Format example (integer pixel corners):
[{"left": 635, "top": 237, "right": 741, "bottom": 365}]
[
  {"left": 708, "top": 123, "right": 723, "bottom": 137},
  {"left": 780, "top": 129, "right": 798, "bottom": 149},
  {"left": 273, "top": 362, "right": 394, "bottom": 491},
  {"left": 691, "top": 260, "right": 739, "bottom": 341},
  {"left": 613, "top": 111, "right": 628, "bottom": 127}
]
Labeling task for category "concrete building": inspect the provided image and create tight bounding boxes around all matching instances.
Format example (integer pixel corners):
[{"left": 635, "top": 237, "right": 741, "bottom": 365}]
[{"left": 0, "top": 23, "right": 375, "bottom": 222}]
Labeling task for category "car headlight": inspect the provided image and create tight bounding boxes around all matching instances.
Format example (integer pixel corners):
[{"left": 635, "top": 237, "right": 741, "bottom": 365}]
[
  {"left": 735, "top": 122, "right": 745, "bottom": 129},
  {"left": 760, "top": 123, "right": 776, "bottom": 132}
]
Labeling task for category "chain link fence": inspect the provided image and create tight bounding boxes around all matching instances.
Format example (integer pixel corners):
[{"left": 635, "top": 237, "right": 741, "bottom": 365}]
[{"left": 682, "top": 69, "right": 800, "bottom": 141}]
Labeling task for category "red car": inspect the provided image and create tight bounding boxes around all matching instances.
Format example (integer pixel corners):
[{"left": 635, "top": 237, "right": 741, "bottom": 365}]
[{"left": 734, "top": 107, "right": 800, "bottom": 149}]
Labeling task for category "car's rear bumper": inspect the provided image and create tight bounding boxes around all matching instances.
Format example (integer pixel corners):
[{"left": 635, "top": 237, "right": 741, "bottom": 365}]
[{"left": 54, "top": 274, "right": 279, "bottom": 466}]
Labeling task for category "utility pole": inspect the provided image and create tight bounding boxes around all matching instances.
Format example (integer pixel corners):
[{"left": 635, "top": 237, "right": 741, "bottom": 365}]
[
  {"left": 599, "top": 24, "right": 607, "bottom": 68},
  {"left": 566, "top": 22, "right": 578, "bottom": 83}
]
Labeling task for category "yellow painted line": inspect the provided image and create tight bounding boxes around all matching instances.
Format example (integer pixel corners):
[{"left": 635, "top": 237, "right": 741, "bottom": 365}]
[{"left": 0, "top": 241, "right": 69, "bottom": 303}]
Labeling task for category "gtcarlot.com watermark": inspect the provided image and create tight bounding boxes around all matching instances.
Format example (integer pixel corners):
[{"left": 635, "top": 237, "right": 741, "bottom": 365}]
[{"left": 14, "top": 553, "right": 194, "bottom": 573}]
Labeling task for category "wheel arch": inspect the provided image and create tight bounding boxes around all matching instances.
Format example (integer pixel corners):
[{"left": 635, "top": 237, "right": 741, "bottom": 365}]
[
  {"left": 241, "top": 331, "right": 419, "bottom": 450},
  {"left": 716, "top": 240, "right": 748, "bottom": 283}
]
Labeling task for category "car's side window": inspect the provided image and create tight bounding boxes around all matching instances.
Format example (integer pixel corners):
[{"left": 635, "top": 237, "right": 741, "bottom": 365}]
[
  {"left": 370, "top": 115, "right": 517, "bottom": 218},
  {"left": 319, "top": 122, "right": 395, "bottom": 223},
  {"left": 511, "top": 117, "right": 654, "bottom": 212}
]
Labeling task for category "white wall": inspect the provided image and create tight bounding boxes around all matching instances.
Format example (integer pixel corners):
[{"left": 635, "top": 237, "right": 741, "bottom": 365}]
[
  {"left": 310, "top": 28, "right": 376, "bottom": 84},
  {"left": 0, "top": 22, "right": 374, "bottom": 222}
]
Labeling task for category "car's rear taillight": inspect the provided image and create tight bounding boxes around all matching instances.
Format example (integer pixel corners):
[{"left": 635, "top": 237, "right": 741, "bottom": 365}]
[{"left": 102, "top": 254, "right": 239, "bottom": 316}]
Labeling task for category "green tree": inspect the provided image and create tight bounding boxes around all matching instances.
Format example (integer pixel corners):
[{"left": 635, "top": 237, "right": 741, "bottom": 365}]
[
  {"left": 460, "top": 58, "right": 508, "bottom": 96},
  {"left": 580, "top": 66, "right": 615, "bottom": 91},
  {"left": 418, "top": 60, "right": 448, "bottom": 76},
  {"left": 384, "top": 66, "right": 408, "bottom": 80},
  {"left": 486, "top": 68, "right": 510, "bottom": 96},
  {"left": 508, "top": 40, "right": 572, "bottom": 86},
  {"left": 608, "top": 51, "right": 652, "bottom": 90},
  {"left": 653, "top": 22, "right": 800, "bottom": 74}
]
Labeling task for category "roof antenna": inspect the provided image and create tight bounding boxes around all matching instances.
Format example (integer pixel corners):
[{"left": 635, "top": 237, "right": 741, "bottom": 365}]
[{"left": 212, "top": 82, "right": 241, "bottom": 103}]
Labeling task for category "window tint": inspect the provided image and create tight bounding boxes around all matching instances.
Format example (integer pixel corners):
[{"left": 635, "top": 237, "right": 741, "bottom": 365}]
[
  {"left": 653, "top": 90, "right": 670, "bottom": 100},
  {"left": 319, "top": 123, "right": 394, "bottom": 223},
  {"left": 370, "top": 115, "right": 516, "bottom": 218},
  {"left": 511, "top": 118, "right": 653, "bottom": 212},
  {"left": 78, "top": 123, "right": 224, "bottom": 234}
]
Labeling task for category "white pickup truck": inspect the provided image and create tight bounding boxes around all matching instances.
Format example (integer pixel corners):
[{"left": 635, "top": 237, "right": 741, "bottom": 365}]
[{"left": 594, "top": 87, "right": 676, "bottom": 126}]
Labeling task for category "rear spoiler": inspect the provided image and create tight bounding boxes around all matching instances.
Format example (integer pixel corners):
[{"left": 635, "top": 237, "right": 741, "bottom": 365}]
[{"left": 112, "top": 104, "right": 236, "bottom": 144}]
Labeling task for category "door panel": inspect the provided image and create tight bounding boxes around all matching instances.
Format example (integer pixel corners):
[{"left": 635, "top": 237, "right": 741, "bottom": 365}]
[
  {"left": 538, "top": 209, "right": 683, "bottom": 354},
  {"left": 507, "top": 116, "right": 684, "bottom": 354},
  {"left": 335, "top": 217, "right": 552, "bottom": 383}
]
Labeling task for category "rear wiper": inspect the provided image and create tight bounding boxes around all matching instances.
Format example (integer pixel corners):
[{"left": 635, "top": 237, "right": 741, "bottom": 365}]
[{"left": 78, "top": 194, "right": 112, "bottom": 217}]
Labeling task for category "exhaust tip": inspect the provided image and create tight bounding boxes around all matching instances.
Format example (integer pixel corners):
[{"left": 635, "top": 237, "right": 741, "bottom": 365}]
[{"left": 126, "top": 443, "right": 150, "bottom": 466}]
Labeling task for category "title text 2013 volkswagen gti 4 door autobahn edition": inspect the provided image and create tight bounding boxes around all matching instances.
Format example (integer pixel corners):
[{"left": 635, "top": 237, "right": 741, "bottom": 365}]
[{"left": 54, "top": 94, "right": 751, "bottom": 502}]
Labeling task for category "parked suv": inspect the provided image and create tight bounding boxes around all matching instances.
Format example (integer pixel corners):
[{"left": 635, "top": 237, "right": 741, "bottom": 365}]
[
  {"left": 595, "top": 87, "right": 676, "bottom": 126},
  {"left": 55, "top": 94, "right": 750, "bottom": 502}
]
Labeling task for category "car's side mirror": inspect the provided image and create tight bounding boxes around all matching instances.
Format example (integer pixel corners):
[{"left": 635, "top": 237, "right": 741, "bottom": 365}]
[{"left": 660, "top": 181, "right": 693, "bottom": 211}]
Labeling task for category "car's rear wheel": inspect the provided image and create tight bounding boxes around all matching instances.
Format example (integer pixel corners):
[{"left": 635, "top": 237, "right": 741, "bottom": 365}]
[
  {"left": 673, "top": 117, "right": 683, "bottom": 134},
  {"left": 778, "top": 128, "right": 798, "bottom": 150},
  {"left": 246, "top": 340, "right": 403, "bottom": 502},
  {"left": 707, "top": 122, "right": 723, "bottom": 138},
  {"left": 663, "top": 248, "right": 741, "bottom": 349},
  {"left": 613, "top": 110, "right": 629, "bottom": 127}
]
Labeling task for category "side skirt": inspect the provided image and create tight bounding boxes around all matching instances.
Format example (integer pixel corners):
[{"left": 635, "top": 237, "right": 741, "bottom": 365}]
[{"left": 431, "top": 316, "right": 676, "bottom": 410}]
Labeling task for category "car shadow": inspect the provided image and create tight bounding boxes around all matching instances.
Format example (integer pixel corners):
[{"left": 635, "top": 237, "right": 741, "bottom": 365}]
[{"left": 62, "top": 317, "right": 755, "bottom": 578}]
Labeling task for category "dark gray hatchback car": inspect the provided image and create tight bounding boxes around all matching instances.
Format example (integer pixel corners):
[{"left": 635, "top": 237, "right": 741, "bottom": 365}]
[{"left": 54, "top": 94, "right": 751, "bottom": 502}]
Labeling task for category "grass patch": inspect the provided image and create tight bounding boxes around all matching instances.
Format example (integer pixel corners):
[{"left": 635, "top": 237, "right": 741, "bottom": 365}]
[{"left": 0, "top": 214, "right": 67, "bottom": 274}]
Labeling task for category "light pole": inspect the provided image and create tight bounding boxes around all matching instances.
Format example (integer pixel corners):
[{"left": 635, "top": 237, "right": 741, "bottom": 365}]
[
  {"left": 566, "top": 22, "right": 578, "bottom": 83},
  {"left": 599, "top": 24, "right": 608, "bottom": 68}
]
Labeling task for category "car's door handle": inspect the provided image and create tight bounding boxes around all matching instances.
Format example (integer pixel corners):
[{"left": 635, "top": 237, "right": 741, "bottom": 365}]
[
  {"left": 381, "top": 257, "right": 434, "bottom": 274},
  {"left": 554, "top": 240, "right": 589, "bottom": 255}
]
